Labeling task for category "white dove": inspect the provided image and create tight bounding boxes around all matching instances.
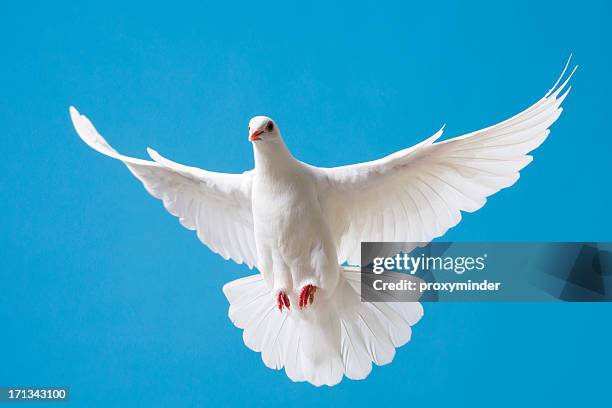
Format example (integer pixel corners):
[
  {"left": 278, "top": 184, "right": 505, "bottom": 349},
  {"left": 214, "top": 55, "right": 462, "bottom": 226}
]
[{"left": 70, "top": 59, "right": 575, "bottom": 386}]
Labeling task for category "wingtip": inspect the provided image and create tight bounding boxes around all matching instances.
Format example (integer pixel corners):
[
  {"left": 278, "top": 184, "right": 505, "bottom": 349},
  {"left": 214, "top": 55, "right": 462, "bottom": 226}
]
[
  {"left": 554, "top": 64, "right": 578, "bottom": 98},
  {"left": 546, "top": 55, "right": 578, "bottom": 98},
  {"left": 68, "top": 106, "right": 113, "bottom": 153},
  {"left": 69, "top": 106, "right": 80, "bottom": 121}
]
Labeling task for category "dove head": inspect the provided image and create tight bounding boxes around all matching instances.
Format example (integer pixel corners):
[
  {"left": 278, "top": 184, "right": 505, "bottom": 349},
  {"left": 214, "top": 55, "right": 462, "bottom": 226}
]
[{"left": 248, "top": 116, "right": 280, "bottom": 143}]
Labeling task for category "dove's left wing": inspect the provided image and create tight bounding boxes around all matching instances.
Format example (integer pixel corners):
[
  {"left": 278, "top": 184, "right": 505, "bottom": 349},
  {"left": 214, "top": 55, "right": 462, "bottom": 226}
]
[
  {"left": 70, "top": 107, "right": 258, "bottom": 268},
  {"left": 317, "top": 62, "right": 576, "bottom": 265}
]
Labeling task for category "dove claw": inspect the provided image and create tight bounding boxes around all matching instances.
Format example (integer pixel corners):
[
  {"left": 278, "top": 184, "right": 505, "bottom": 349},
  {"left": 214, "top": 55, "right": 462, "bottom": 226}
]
[
  {"left": 298, "top": 284, "right": 317, "bottom": 309},
  {"left": 277, "top": 291, "right": 290, "bottom": 312}
]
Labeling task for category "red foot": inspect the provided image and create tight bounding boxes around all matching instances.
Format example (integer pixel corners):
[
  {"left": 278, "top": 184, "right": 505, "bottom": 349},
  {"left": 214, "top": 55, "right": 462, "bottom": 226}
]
[
  {"left": 299, "top": 284, "right": 317, "bottom": 309},
  {"left": 277, "top": 291, "right": 290, "bottom": 312}
]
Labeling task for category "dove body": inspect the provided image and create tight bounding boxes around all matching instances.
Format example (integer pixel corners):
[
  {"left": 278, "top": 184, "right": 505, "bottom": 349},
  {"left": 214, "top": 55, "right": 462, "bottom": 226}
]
[{"left": 249, "top": 117, "right": 340, "bottom": 304}]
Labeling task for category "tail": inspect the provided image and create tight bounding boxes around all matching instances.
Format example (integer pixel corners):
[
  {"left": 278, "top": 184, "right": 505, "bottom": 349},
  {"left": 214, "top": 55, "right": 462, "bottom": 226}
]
[{"left": 222, "top": 267, "right": 423, "bottom": 386}]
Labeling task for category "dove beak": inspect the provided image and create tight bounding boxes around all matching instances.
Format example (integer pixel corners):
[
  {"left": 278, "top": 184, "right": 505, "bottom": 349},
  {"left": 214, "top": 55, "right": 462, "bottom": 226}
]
[{"left": 249, "top": 129, "right": 264, "bottom": 141}]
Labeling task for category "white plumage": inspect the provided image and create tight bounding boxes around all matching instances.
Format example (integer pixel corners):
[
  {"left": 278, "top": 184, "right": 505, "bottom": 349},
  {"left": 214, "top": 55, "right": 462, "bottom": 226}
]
[{"left": 70, "top": 58, "right": 575, "bottom": 386}]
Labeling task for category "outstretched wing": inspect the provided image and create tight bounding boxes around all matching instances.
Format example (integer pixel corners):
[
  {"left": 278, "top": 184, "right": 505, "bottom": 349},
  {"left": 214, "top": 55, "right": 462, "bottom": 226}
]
[
  {"left": 318, "top": 60, "right": 577, "bottom": 265},
  {"left": 70, "top": 107, "right": 258, "bottom": 268}
]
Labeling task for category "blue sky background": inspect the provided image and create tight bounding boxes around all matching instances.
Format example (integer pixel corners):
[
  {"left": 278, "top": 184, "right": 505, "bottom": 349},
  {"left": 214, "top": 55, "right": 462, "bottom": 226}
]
[{"left": 1, "top": 0, "right": 611, "bottom": 406}]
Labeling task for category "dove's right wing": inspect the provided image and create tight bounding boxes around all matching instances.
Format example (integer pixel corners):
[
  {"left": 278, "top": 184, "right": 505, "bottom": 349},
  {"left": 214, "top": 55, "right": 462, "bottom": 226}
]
[{"left": 70, "top": 107, "right": 258, "bottom": 269}]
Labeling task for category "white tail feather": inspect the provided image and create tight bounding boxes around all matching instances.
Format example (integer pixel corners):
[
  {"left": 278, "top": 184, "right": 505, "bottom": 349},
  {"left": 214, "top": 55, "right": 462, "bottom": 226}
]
[{"left": 222, "top": 267, "right": 423, "bottom": 386}]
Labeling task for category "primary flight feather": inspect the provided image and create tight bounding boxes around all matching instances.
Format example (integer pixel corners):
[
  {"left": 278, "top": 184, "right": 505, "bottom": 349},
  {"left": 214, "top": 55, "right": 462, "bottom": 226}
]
[{"left": 70, "top": 58, "right": 576, "bottom": 386}]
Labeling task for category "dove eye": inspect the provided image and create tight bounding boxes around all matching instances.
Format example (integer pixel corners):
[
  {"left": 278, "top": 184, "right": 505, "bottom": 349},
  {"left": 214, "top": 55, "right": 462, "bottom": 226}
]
[{"left": 266, "top": 122, "right": 274, "bottom": 132}]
